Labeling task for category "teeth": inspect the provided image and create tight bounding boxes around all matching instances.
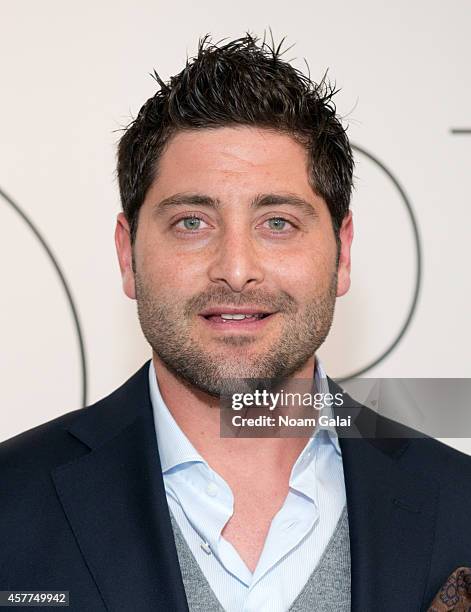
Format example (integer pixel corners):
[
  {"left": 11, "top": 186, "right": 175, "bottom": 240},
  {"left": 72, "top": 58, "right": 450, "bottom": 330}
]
[{"left": 220, "top": 313, "right": 261, "bottom": 320}]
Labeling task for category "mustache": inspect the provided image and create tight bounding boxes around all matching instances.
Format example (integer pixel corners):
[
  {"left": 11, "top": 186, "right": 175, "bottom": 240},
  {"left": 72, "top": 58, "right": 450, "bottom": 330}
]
[{"left": 183, "top": 288, "right": 298, "bottom": 317}]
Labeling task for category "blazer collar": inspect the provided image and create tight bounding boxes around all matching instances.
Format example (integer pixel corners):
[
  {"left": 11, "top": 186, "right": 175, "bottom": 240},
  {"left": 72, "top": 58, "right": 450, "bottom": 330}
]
[{"left": 52, "top": 361, "right": 438, "bottom": 612}]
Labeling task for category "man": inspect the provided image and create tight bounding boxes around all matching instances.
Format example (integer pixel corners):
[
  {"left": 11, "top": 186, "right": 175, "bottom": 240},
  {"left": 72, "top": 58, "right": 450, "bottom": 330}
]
[{"left": 1, "top": 33, "right": 471, "bottom": 612}]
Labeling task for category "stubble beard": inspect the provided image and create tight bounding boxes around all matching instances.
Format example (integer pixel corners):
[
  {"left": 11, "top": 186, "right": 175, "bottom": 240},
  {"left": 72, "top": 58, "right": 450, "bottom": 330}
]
[{"left": 135, "top": 272, "right": 338, "bottom": 398}]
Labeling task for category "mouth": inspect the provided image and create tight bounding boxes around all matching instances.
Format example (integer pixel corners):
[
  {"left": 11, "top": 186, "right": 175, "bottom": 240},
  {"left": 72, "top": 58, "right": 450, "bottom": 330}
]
[{"left": 198, "top": 311, "right": 277, "bottom": 331}]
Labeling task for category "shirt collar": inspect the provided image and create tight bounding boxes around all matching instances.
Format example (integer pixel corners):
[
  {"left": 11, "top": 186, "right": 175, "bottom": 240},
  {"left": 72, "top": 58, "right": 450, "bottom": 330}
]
[
  {"left": 149, "top": 361, "right": 205, "bottom": 473},
  {"left": 313, "top": 358, "right": 341, "bottom": 456},
  {"left": 149, "top": 356, "right": 341, "bottom": 474}
]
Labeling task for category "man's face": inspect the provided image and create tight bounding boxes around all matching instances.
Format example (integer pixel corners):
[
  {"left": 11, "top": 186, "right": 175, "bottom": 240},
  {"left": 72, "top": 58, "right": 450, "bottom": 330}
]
[{"left": 116, "top": 126, "right": 353, "bottom": 396}]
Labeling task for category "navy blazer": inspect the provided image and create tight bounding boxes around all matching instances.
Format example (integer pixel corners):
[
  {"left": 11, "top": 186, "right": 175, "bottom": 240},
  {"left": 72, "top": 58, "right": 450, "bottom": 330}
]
[{"left": 1, "top": 360, "right": 471, "bottom": 611}]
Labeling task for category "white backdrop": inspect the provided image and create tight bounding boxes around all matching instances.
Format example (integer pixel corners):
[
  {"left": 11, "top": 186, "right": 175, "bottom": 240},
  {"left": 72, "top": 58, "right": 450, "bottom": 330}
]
[{"left": 1, "top": 1, "right": 470, "bottom": 452}]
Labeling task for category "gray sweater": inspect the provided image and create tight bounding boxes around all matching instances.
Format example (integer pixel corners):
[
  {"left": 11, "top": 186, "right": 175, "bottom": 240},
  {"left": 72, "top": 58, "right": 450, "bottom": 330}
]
[{"left": 169, "top": 504, "right": 351, "bottom": 611}]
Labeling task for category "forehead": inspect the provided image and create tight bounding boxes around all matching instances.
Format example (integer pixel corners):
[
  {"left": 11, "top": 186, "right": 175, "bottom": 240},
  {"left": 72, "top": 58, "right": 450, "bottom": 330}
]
[{"left": 153, "top": 126, "right": 312, "bottom": 192}]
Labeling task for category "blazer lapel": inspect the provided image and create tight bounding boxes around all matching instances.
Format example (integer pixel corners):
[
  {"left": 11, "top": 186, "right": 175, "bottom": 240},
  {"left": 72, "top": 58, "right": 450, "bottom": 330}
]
[
  {"left": 51, "top": 361, "right": 189, "bottom": 612},
  {"left": 333, "top": 383, "right": 440, "bottom": 612}
]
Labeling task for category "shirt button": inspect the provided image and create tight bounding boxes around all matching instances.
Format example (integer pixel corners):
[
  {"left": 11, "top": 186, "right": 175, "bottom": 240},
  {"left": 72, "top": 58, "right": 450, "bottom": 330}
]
[
  {"left": 200, "top": 541, "right": 212, "bottom": 555},
  {"left": 206, "top": 482, "right": 218, "bottom": 497}
]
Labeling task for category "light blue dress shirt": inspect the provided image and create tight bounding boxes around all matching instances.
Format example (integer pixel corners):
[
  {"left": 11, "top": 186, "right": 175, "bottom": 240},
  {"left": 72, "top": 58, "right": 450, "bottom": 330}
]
[{"left": 149, "top": 359, "right": 346, "bottom": 612}]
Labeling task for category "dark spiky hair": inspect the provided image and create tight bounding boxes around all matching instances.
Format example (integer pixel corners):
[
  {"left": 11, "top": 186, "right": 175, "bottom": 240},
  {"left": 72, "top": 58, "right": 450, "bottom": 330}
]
[{"left": 117, "top": 32, "right": 354, "bottom": 247}]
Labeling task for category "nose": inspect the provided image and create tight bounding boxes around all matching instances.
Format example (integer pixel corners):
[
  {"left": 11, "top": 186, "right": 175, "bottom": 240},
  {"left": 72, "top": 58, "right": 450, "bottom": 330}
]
[{"left": 207, "top": 225, "right": 265, "bottom": 292}]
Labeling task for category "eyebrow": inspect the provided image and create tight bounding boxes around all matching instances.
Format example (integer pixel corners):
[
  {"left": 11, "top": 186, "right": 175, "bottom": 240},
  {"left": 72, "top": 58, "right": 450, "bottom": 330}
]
[{"left": 152, "top": 192, "right": 319, "bottom": 220}]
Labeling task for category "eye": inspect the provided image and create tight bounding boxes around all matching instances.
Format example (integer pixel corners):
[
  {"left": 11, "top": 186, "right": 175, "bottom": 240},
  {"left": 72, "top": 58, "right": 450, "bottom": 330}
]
[
  {"left": 262, "top": 217, "right": 296, "bottom": 233},
  {"left": 173, "top": 215, "right": 209, "bottom": 232}
]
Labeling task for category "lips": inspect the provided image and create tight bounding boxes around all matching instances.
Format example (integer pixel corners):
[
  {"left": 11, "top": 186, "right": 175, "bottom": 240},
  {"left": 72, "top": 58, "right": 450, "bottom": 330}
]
[
  {"left": 199, "top": 311, "right": 277, "bottom": 331},
  {"left": 205, "top": 313, "right": 269, "bottom": 322},
  {"left": 199, "top": 306, "right": 274, "bottom": 317}
]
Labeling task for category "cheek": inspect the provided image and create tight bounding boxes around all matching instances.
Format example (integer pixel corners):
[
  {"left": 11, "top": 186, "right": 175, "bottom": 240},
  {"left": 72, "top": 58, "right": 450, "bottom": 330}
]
[
  {"left": 271, "top": 241, "right": 335, "bottom": 289},
  {"left": 141, "top": 244, "right": 208, "bottom": 292}
]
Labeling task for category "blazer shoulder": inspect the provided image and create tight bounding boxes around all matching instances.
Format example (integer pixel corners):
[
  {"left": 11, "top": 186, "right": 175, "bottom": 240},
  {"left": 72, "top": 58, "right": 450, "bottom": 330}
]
[
  {"left": 0, "top": 404, "right": 92, "bottom": 476},
  {"left": 0, "top": 360, "right": 151, "bottom": 475},
  {"left": 404, "top": 434, "right": 471, "bottom": 476},
  {"left": 336, "top": 383, "right": 471, "bottom": 478},
  {"left": 341, "top": 392, "right": 471, "bottom": 498}
]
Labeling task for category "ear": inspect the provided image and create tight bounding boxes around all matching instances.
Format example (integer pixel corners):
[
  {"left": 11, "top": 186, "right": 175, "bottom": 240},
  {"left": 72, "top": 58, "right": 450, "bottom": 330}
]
[
  {"left": 336, "top": 210, "right": 354, "bottom": 298},
  {"left": 115, "top": 212, "right": 136, "bottom": 300}
]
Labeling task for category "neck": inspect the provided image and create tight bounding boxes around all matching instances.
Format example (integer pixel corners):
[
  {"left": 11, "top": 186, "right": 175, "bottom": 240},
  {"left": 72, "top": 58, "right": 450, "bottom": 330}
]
[{"left": 151, "top": 352, "right": 317, "bottom": 473}]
